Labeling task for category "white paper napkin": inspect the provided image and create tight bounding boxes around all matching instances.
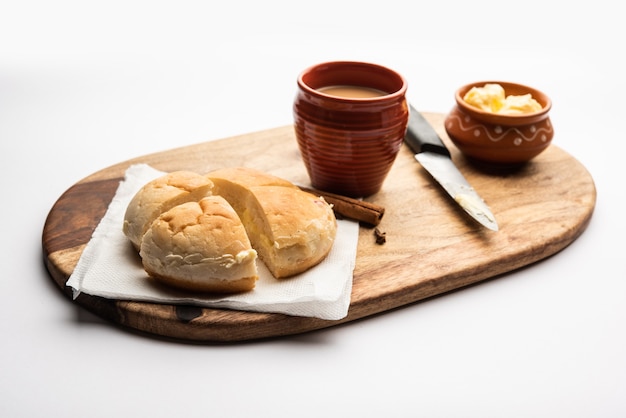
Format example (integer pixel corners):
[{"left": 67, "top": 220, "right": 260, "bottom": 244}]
[{"left": 66, "top": 164, "right": 359, "bottom": 320}]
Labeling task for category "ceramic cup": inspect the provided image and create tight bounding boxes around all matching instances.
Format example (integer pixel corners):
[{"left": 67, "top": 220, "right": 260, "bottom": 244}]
[{"left": 293, "top": 61, "right": 409, "bottom": 197}]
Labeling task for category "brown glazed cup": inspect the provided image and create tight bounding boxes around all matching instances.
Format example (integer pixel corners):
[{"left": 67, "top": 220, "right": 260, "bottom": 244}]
[{"left": 293, "top": 61, "right": 409, "bottom": 197}]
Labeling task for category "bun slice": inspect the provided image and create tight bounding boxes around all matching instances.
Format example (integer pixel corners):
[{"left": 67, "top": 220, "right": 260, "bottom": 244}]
[
  {"left": 139, "top": 196, "right": 258, "bottom": 293},
  {"left": 207, "top": 167, "right": 337, "bottom": 278},
  {"left": 123, "top": 171, "right": 214, "bottom": 250}
]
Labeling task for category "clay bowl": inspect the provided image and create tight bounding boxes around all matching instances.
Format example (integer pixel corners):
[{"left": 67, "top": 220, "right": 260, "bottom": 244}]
[{"left": 444, "top": 81, "right": 553, "bottom": 165}]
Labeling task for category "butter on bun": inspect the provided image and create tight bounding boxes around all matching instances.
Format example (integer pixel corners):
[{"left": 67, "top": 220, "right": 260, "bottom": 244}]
[
  {"left": 207, "top": 167, "right": 337, "bottom": 278},
  {"left": 139, "top": 196, "right": 258, "bottom": 293},
  {"left": 123, "top": 171, "right": 214, "bottom": 250}
]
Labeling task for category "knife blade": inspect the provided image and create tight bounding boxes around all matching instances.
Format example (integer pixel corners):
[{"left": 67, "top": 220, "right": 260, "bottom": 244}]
[{"left": 404, "top": 104, "right": 498, "bottom": 231}]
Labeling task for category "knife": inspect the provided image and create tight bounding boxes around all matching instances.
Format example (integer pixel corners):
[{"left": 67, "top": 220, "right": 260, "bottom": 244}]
[{"left": 404, "top": 104, "right": 499, "bottom": 231}]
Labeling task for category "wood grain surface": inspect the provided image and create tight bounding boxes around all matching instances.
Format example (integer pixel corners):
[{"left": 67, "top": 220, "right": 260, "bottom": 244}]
[{"left": 42, "top": 113, "right": 597, "bottom": 343}]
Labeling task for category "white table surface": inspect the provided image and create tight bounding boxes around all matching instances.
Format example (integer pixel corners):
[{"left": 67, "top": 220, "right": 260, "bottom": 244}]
[{"left": 2, "top": 1, "right": 624, "bottom": 417}]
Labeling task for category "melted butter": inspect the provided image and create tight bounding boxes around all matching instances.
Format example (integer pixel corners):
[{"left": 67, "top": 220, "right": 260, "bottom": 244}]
[
  {"left": 165, "top": 249, "right": 257, "bottom": 269},
  {"left": 454, "top": 193, "right": 495, "bottom": 223}
]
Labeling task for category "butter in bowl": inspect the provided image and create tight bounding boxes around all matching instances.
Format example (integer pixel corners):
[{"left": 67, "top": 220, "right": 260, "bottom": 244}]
[{"left": 444, "top": 81, "right": 553, "bottom": 165}]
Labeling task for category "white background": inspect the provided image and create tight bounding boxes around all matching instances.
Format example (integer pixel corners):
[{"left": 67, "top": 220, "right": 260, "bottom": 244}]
[{"left": 2, "top": 1, "right": 624, "bottom": 417}]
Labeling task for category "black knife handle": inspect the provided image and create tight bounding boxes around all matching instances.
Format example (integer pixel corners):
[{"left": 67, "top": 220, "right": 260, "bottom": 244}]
[{"left": 404, "top": 104, "right": 451, "bottom": 157}]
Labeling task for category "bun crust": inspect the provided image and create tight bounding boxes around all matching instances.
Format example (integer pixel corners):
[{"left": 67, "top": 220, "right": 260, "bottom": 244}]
[
  {"left": 123, "top": 171, "right": 214, "bottom": 250},
  {"left": 206, "top": 166, "right": 296, "bottom": 188},
  {"left": 139, "top": 196, "right": 258, "bottom": 293}
]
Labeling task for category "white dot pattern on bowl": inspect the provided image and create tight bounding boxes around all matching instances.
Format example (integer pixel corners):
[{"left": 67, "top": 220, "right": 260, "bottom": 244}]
[{"left": 446, "top": 114, "right": 553, "bottom": 146}]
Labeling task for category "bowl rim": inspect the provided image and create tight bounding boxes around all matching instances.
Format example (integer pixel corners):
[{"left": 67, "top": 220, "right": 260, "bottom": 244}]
[{"left": 455, "top": 80, "right": 552, "bottom": 125}]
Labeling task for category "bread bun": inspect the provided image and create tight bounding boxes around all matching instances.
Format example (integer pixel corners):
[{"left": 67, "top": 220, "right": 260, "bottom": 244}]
[
  {"left": 139, "top": 196, "right": 258, "bottom": 293},
  {"left": 124, "top": 166, "right": 337, "bottom": 293},
  {"left": 207, "top": 167, "right": 337, "bottom": 278},
  {"left": 123, "top": 171, "right": 214, "bottom": 250}
]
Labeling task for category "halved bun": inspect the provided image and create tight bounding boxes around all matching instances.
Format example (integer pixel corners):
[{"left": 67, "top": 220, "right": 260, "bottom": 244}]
[
  {"left": 207, "top": 168, "right": 337, "bottom": 278},
  {"left": 123, "top": 171, "right": 214, "bottom": 250},
  {"left": 139, "top": 196, "right": 258, "bottom": 293},
  {"left": 249, "top": 186, "right": 337, "bottom": 278}
]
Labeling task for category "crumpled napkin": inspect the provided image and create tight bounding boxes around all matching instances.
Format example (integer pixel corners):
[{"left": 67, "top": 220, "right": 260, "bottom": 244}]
[{"left": 66, "top": 164, "right": 359, "bottom": 320}]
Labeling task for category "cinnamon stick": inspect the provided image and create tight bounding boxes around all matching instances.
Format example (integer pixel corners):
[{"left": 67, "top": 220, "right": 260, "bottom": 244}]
[{"left": 299, "top": 186, "right": 385, "bottom": 226}]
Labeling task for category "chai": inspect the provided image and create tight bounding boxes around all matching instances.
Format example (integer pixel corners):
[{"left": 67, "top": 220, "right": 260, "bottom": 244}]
[{"left": 318, "top": 85, "right": 387, "bottom": 99}]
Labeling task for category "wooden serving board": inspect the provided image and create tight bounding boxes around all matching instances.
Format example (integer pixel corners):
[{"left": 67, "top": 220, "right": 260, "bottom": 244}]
[{"left": 42, "top": 113, "right": 596, "bottom": 343}]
